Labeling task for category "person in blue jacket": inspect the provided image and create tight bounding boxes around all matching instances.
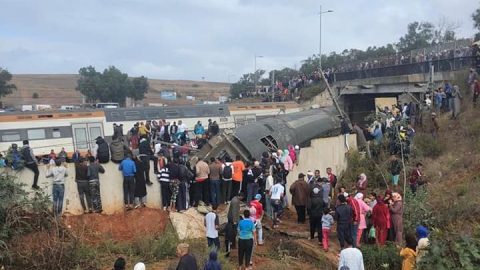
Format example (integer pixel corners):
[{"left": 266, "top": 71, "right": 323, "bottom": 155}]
[{"left": 119, "top": 155, "right": 136, "bottom": 210}]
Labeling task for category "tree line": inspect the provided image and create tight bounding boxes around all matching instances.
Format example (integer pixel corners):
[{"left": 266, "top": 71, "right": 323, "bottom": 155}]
[
  {"left": 230, "top": 12, "right": 480, "bottom": 98},
  {"left": 76, "top": 66, "right": 149, "bottom": 105}
]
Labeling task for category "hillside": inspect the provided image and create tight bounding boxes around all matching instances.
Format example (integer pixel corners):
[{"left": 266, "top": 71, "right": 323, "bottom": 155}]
[{"left": 1, "top": 74, "right": 230, "bottom": 108}]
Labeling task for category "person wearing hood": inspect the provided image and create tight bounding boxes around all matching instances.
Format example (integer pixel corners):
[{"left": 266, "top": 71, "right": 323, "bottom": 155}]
[
  {"left": 176, "top": 243, "right": 198, "bottom": 270},
  {"left": 416, "top": 225, "right": 430, "bottom": 264},
  {"left": 354, "top": 193, "right": 371, "bottom": 247},
  {"left": 133, "top": 262, "right": 146, "bottom": 270},
  {"left": 451, "top": 85, "right": 463, "bottom": 119},
  {"left": 400, "top": 233, "right": 417, "bottom": 270},
  {"left": 112, "top": 257, "right": 126, "bottom": 270},
  {"left": 134, "top": 155, "right": 148, "bottom": 209},
  {"left": 95, "top": 136, "right": 110, "bottom": 164},
  {"left": 390, "top": 192, "right": 404, "bottom": 245},
  {"left": 294, "top": 145, "right": 300, "bottom": 165},
  {"left": 203, "top": 251, "right": 221, "bottom": 270},
  {"left": 372, "top": 196, "right": 390, "bottom": 246},
  {"left": 308, "top": 185, "right": 326, "bottom": 244},
  {"left": 194, "top": 121, "right": 205, "bottom": 137},
  {"left": 320, "top": 177, "right": 331, "bottom": 205},
  {"left": 22, "top": 140, "right": 40, "bottom": 189},
  {"left": 356, "top": 173, "right": 368, "bottom": 191},
  {"left": 282, "top": 149, "right": 294, "bottom": 173},
  {"left": 139, "top": 136, "right": 154, "bottom": 185},
  {"left": 110, "top": 138, "right": 128, "bottom": 163}
]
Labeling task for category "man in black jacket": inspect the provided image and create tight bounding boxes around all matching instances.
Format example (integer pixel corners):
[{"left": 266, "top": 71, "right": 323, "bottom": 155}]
[
  {"left": 76, "top": 158, "right": 92, "bottom": 213},
  {"left": 335, "top": 194, "right": 353, "bottom": 249},
  {"left": 95, "top": 137, "right": 110, "bottom": 164},
  {"left": 308, "top": 186, "right": 325, "bottom": 244},
  {"left": 176, "top": 243, "right": 197, "bottom": 270},
  {"left": 138, "top": 137, "right": 153, "bottom": 185},
  {"left": 22, "top": 140, "right": 40, "bottom": 189}
]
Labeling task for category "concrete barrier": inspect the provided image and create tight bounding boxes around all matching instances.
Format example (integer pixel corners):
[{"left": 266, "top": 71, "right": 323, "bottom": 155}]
[
  {"left": 7, "top": 134, "right": 356, "bottom": 215},
  {"left": 7, "top": 161, "right": 162, "bottom": 215},
  {"left": 286, "top": 134, "right": 357, "bottom": 207}
]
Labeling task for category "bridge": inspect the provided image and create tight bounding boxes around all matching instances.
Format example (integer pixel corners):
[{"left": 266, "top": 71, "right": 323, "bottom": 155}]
[{"left": 326, "top": 56, "right": 474, "bottom": 123}]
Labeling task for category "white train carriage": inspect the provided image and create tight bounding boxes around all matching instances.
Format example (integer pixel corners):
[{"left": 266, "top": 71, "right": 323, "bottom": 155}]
[{"left": 0, "top": 102, "right": 303, "bottom": 158}]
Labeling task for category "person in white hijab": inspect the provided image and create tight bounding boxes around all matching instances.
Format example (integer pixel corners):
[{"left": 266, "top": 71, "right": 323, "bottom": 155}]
[{"left": 133, "top": 262, "right": 145, "bottom": 270}]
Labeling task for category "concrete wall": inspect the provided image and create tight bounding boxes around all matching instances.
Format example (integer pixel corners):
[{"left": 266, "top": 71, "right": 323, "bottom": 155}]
[
  {"left": 7, "top": 134, "right": 356, "bottom": 215},
  {"left": 285, "top": 134, "right": 357, "bottom": 207},
  {"left": 6, "top": 162, "right": 162, "bottom": 215}
]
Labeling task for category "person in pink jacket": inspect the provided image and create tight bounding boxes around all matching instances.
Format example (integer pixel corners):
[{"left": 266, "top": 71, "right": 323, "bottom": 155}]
[
  {"left": 354, "top": 192, "right": 372, "bottom": 247},
  {"left": 282, "top": 149, "right": 294, "bottom": 172}
]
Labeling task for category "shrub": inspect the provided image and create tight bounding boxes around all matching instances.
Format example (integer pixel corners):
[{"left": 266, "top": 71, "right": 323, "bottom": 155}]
[
  {"left": 413, "top": 134, "right": 443, "bottom": 158},
  {"left": 298, "top": 83, "right": 326, "bottom": 101},
  {"left": 418, "top": 226, "right": 480, "bottom": 270},
  {"left": 403, "top": 189, "right": 438, "bottom": 233},
  {"left": 362, "top": 243, "right": 402, "bottom": 270}
]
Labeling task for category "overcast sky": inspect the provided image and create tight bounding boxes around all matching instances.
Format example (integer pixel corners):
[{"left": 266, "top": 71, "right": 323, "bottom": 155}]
[{"left": 0, "top": 0, "right": 478, "bottom": 82}]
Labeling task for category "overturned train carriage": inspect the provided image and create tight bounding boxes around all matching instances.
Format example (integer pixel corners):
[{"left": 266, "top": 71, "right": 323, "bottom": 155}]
[{"left": 193, "top": 107, "right": 342, "bottom": 162}]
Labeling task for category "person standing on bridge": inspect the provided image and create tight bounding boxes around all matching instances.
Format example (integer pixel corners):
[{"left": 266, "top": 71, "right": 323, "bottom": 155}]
[
  {"left": 76, "top": 157, "right": 92, "bottom": 213},
  {"left": 87, "top": 156, "right": 105, "bottom": 213},
  {"left": 45, "top": 159, "right": 68, "bottom": 216},
  {"left": 138, "top": 137, "right": 154, "bottom": 186},
  {"left": 119, "top": 155, "right": 136, "bottom": 210}
]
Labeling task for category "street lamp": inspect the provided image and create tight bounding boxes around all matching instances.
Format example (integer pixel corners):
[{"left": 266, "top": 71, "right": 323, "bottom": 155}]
[
  {"left": 319, "top": 5, "right": 333, "bottom": 70},
  {"left": 254, "top": 54, "right": 264, "bottom": 94}
]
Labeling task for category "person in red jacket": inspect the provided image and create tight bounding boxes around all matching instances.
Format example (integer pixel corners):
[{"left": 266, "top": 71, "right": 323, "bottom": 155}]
[
  {"left": 347, "top": 194, "right": 361, "bottom": 248},
  {"left": 250, "top": 194, "right": 264, "bottom": 245},
  {"left": 372, "top": 196, "right": 390, "bottom": 246}
]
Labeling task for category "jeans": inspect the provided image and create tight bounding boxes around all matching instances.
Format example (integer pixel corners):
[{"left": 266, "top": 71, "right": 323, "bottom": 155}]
[
  {"left": 255, "top": 219, "right": 264, "bottom": 244},
  {"left": 309, "top": 216, "right": 322, "bottom": 241},
  {"left": 140, "top": 156, "right": 151, "bottom": 183},
  {"left": 210, "top": 179, "right": 221, "bottom": 206},
  {"left": 246, "top": 183, "right": 259, "bottom": 205},
  {"left": 135, "top": 196, "right": 146, "bottom": 206},
  {"left": 52, "top": 184, "right": 64, "bottom": 216},
  {"left": 160, "top": 181, "right": 171, "bottom": 208},
  {"left": 222, "top": 180, "right": 232, "bottom": 202},
  {"left": 271, "top": 199, "right": 284, "bottom": 225},
  {"left": 238, "top": 238, "right": 253, "bottom": 267},
  {"left": 207, "top": 237, "right": 220, "bottom": 250},
  {"left": 77, "top": 181, "right": 92, "bottom": 212},
  {"left": 25, "top": 162, "right": 40, "bottom": 187},
  {"left": 265, "top": 194, "right": 272, "bottom": 218},
  {"left": 351, "top": 223, "right": 359, "bottom": 248},
  {"left": 231, "top": 181, "right": 241, "bottom": 198},
  {"left": 123, "top": 176, "right": 135, "bottom": 205},
  {"left": 337, "top": 223, "right": 352, "bottom": 249}
]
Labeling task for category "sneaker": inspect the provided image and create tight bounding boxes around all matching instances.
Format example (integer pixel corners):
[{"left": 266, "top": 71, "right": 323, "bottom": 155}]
[
  {"left": 134, "top": 204, "right": 141, "bottom": 209},
  {"left": 163, "top": 207, "right": 167, "bottom": 211}
]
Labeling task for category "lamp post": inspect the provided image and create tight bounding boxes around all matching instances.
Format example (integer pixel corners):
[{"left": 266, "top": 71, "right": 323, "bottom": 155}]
[
  {"left": 319, "top": 5, "right": 333, "bottom": 70},
  {"left": 254, "top": 54, "right": 263, "bottom": 95}
]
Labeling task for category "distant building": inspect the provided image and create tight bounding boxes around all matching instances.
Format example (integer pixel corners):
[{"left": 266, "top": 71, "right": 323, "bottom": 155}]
[
  {"left": 186, "top": 96, "right": 195, "bottom": 101},
  {"left": 219, "top": 96, "right": 229, "bottom": 103},
  {"left": 161, "top": 90, "right": 177, "bottom": 101},
  {"left": 203, "top": 101, "right": 220, "bottom": 105}
]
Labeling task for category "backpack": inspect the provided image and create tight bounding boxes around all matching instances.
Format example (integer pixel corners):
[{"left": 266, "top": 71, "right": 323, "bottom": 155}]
[
  {"left": 223, "top": 164, "right": 232, "bottom": 179},
  {"left": 7, "top": 147, "right": 24, "bottom": 170}
]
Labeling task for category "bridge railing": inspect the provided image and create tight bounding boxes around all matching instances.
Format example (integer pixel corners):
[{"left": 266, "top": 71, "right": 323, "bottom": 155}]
[{"left": 334, "top": 56, "right": 474, "bottom": 82}]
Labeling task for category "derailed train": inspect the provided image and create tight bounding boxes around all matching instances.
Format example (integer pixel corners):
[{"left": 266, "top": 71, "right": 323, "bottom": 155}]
[{"left": 192, "top": 106, "right": 342, "bottom": 162}]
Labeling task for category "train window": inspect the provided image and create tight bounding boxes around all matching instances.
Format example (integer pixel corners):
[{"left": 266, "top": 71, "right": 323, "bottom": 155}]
[
  {"left": 89, "top": 127, "right": 102, "bottom": 142},
  {"left": 52, "top": 128, "right": 61, "bottom": 138},
  {"left": 27, "top": 129, "right": 46, "bottom": 140},
  {"left": 74, "top": 128, "right": 88, "bottom": 149},
  {"left": 260, "top": 135, "right": 278, "bottom": 152},
  {"left": 124, "top": 110, "right": 140, "bottom": 120},
  {"left": 219, "top": 117, "right": 228, "bottom": 122},
  {"left": 1, "top": 132, "right": 20, "bottom": 142},
  {"left": 165, "top": 109, "right": 179, "bottom": 118}
]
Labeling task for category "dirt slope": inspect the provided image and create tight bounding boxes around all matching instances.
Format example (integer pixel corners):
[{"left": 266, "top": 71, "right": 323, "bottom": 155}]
[{"left": 2, "top": 74, "right": 230, "bottom": 107}]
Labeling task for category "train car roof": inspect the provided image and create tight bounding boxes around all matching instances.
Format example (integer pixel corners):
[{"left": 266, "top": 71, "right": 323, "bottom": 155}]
[{"left": 232, "top": 107, "right": 341, "bottom": 159}]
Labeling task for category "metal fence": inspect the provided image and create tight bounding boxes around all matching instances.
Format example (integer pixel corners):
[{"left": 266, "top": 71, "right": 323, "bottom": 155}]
[{"left": 334, "top": 56, "right": 474, "bottom": 82}]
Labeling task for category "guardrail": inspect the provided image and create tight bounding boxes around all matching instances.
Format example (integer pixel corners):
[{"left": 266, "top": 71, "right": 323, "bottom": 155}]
[{"left": 334, "top": 56, "right": 474, "bottom": 82}]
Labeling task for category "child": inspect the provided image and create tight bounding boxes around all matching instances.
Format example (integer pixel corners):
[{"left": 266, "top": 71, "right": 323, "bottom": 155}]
[
  {"left": 321, "top": 208, "right": 334, "bottom": 251},
  {"left": 400, "top": 233, "right": 417, "bottom": 270}
]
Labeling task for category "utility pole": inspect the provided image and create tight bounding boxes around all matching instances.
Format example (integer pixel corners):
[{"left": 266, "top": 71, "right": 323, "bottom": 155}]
[{"left": 319, "top": 5, "right": 333, "bottom": 70}]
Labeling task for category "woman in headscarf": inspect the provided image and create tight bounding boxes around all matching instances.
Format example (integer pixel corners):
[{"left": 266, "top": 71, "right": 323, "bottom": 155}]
[
  {"left": 390, "top": 192, "right": 404, "bottom": 245},
  {"left": 203, "top": 251, "right": 221, "bottom": 270},
  {"left": 356, "top": 173, "right": 368, "bottom": 191},
  {"left": 384, "top": 189, "right": 394, "bottom": 241},
  {"left": 354, "top": 193, "right": 372, "bottom": 247},
  {"left": 416, "top": 225, "right": 430, "bottom": 264},
  {"left": 372, "top": 196, "right": 390, "bottom": 246},
  {"left": 400, "top": 233, "right": 417, "bottom": 270},
  {"left": 451, "top": 85, "right": 463, "bottom": 119},
  {"left": 282, "top": 149, "right": 293, "bottom": 173},
  {"left": 288, "top": 145, "right": 296, "bottom": 164}
]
